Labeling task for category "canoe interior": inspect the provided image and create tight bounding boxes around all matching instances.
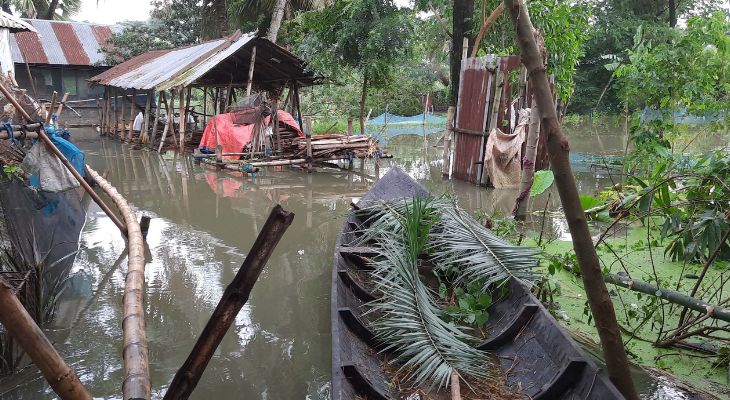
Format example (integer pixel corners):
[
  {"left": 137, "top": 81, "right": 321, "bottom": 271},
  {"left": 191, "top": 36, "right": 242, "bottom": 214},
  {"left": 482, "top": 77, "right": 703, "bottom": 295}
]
[{"left": 331, "top": 167, "right": 624, "bottom": 400}]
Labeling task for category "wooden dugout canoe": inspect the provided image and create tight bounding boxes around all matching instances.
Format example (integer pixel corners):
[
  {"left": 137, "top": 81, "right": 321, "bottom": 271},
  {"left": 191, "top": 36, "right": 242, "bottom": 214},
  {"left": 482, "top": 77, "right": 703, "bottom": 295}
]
[{"left": 331, "top": 167, "right": 624, "bottom": 400}]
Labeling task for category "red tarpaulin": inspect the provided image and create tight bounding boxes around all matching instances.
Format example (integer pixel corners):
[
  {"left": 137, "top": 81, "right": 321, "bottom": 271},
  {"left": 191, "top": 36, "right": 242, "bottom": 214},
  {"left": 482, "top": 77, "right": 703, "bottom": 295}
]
[{"left": 198, "top": 110, "right": 303, "bottom": 159}]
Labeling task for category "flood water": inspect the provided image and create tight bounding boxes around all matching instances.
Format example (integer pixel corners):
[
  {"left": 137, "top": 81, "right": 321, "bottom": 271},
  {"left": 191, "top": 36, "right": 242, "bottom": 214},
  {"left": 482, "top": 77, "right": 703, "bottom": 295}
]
[{"left": 0, "top": 121, "right": 718, "bottom": 399}]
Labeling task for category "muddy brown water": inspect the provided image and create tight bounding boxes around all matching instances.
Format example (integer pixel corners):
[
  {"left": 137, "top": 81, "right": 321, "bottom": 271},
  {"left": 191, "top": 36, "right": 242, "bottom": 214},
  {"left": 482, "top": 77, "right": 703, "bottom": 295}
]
[{"left": 0, "top": 122, "right": 715, "bottom": 399}]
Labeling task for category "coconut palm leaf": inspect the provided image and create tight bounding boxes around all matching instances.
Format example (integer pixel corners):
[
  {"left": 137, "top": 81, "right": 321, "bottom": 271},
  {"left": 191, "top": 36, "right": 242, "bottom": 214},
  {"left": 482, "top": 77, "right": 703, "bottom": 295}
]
[
  {"left": 360, "top": 197, "right": 493, "bottom": 389},
  {"left": 430, "top": 205, "right": 539, "bottom": 292}
]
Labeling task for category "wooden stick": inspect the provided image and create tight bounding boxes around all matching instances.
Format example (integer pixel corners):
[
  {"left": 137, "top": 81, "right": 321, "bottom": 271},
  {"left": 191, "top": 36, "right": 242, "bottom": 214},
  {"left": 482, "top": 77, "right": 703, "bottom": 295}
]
[
  {"left": 471, "top": 2, "right": 505, "bottom": 58},
  {"left": 504, "top": 1, "right": 638, "bottom": 398},
  {"left": 442, "top": 106, "right": 455, "bottom": 176},
  {"left": 163, "top": 205, "right": 294, "bottom": 400},
  {"left": 86, "top": 166, "right": 149, "bottom": 400},
  {"left": 0, "top": 279, "right": 92, "bottom": 400},
  {"left": 246, "top": 46, "right": 257, "bottom": 96},
  {"left": 56, "top": 92, "right": 69, "bottom": 118},
  {"left": 45, "top": 91, "right": 58, "bottom": 124},
  {"left": 605, "top": 274, "right": 730, "bottom": 323},
  {"left": 178, "top": 88, "right": 186, "bottom": 151},
  {"left": 141, "top": 90, "right": 152, "bottom": 143},
  {"left": 114, "top": 88, "right": 120, "bottom": 136},
  {"left": 152, "top": 91, "right": 162, "bottom": 145},
  {"left": 128, "top": 89, "right": 136, "bottom": 141},
  {"left": 0, "top": 82, "right": 127, "bottom": 236},
  {"left": 450, "top": 370, "right": 462, "bottom": 400}
]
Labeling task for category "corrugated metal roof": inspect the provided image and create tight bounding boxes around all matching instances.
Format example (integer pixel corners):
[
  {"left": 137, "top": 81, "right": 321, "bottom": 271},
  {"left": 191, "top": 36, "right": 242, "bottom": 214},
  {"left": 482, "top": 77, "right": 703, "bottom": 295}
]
[
  {"left": 0, "top": 11, "right": 35, "bottom": 32},
  {"left": 10, "top": 19, "right": 120, "bottom": 66},
  {"left": 90, "top": 31, "right": 319, "bottom": 91}
]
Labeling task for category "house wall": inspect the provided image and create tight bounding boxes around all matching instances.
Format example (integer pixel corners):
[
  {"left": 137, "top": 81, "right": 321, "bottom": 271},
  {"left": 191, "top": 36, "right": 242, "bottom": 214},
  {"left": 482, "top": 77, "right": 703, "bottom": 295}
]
[{"left": 14, "top": 64, "right": 108, "bottom": 102}]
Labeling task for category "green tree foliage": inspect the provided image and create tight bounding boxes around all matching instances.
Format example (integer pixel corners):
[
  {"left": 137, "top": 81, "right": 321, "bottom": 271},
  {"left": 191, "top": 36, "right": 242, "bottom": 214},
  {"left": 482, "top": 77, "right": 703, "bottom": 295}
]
[
  {"left": 616, "top": 12, "right": 730, "bottom": 116},
  {"left": 101, "top": 0, "right": 203, "bottom": 65},
  {"left": 293, "top": 0, "right": 413, "bottom": 128},
  {"left": 570, "top": 0, "right": 727, "bottom": 114},
  {"left": 1, "top": 0, "right": 80, "bottom": 20},
  {"left": 228, "top": 0, "right": 324, "bottom": 37}
]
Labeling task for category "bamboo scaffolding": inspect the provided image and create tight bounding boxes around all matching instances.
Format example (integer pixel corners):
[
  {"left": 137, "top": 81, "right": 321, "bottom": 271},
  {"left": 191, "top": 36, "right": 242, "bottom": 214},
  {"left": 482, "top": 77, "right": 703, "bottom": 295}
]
[
  {"left": 163, "top": 205, "right": 294, "bottom": 400},
  {"left": 0, "top": 278, "right": 91, "bottom": 400},
  {"left": 86, "top": 166, "right": 150, "bottom": 400}
]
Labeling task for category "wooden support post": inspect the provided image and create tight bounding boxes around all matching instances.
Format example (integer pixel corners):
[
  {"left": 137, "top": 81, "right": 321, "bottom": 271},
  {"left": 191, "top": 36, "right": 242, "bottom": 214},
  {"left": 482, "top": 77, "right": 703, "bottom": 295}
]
[
  {"left": 114, "top": 88, "right": 120, "bottom": 136},
  {"left": 163, "top": 205, "right": 294, "bottom": 400},
  {"left": 178, "top": 88, "right": 186, "bottom": 151},
  {"left": 128, "top": 89, "right": 136, "bottom": 142},
  {"left": 246, "top": 46, "right": 257, "bottom": 96},
  {"left": 304, "top": 116, "right": 312, "bottom": 168},
  {"left": 151, "top": 91, "right": 162, "bottom": 145},
  {"left": 480, "top": 72, "right": 503, "bottom": 186},
  {"left": 120, "top": 91, "right": 127, "bottom": 140},
  {"left": 347, "top": 117, "right": 353, "bottom": 136},
  {"left": 46, "top": 91, "right": 57, "bottom": 124},
  {"left": 140, "top": 215, "right": 151, "bottom": 239},
  {"left": 202, "top": 87, "right": 208, "bottom": 126},
  {"left": 86, "top": 167, "right": 149, "bottom": 400},
  {"left": 103, "top": 87, "right": 111, "bottom": 135},
  {"left": 158, "top": 91, "right": 171, "bottom": 153},
  {"left": 56, "top": 92, "right": 69, "bottom": 118},
  {"left": 141, "top": 90, "right": 153, "bottom": 143},
  {"left": 442, "top": 106, "right": 455, "bottom": 176},
  {"left": 0, "top": 279, "right": 92, "bottom": 400}
]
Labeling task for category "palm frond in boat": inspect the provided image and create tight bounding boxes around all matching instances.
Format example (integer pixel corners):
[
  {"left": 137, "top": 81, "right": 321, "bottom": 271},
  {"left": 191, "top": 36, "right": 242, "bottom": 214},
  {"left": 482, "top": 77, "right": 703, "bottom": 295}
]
[{"left": 430, "top": 205, "right": 539, "bottom": 292}]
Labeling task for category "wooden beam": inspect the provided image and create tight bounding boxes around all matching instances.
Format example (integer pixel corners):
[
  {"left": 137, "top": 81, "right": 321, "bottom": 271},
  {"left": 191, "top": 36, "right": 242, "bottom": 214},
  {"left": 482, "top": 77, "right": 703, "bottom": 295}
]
[
  {"left": 246, "top": 46, "right": 257, "bottom": 96},
  {"left": 141, "top": 90, "right": 153, "bottom": 143}
]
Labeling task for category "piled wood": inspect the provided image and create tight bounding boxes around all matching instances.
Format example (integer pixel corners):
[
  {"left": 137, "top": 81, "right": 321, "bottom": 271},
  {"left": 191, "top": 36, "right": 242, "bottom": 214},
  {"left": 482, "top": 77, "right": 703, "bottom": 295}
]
[{"left": 289, "top": 134, "right": 388, "bottom": 159}]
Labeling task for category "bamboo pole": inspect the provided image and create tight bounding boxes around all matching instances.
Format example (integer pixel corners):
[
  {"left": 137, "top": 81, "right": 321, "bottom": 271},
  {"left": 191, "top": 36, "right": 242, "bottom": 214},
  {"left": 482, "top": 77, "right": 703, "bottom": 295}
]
[
  {"left": 178, "top": 88, "right": 186, "bottom": 151},
  {"left": 56, "top": 92, "right": 69, "bottom": 118},
  {"left": 86, "top": 166, "right": 149, "bottom": 400},
  {"left": 103, "top": 87, "right": 111, "bottom": 135},
  {"left": 514, "top": 100, "right": 540, "bottom": 219},
  {"left": 480, "top": 72, "right": 503, "bottom": 185},
  {"left": 128, "top": 89, "right": 136, "bottom": 141},
  {"left": 0, "top": 279, "right": 92, "bottom": 400},
  {"left": 304, "top": 116, "right": 312, "bottom": 167},
  {"left": 163, "top": 205, "right": 294, "bottom": 400},
  {"left": 605, "top": 274, "right": 730, "bottom": 323},
  {"left": 45, "top": 91, "right": 58, "bottom": 124},
  {"left": 141, "top": 90, "right": 152, "bottom": 144},
  {"left": 151, "top": 91, "right": 162, "bottom": 145},
  {"left": 504, "top": 1, "right": 638, "bottom": 398},
  {"left": 114, "top": 88, "right": 120, "bottom": 136},
  {"left": 0, "top": 82, "right": 127, "bottom": 236},
  {"left": 246, "top": 46, "right": 257, "bottom": 96},
  {"left": 442, "top": 106, "right": 455, "bottom": 176}
]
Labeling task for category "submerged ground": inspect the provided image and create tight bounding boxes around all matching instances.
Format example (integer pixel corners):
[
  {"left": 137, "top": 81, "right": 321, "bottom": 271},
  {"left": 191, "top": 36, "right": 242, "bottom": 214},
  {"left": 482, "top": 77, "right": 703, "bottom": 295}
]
[{"left": 0, "top": 119, "right": 726, "bottom": 399}]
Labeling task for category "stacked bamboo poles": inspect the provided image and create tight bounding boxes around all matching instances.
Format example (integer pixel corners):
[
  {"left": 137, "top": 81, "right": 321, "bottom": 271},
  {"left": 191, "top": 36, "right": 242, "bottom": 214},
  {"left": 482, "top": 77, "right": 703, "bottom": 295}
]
[
  {"left": 86, "top": 166, "right": 149, "bottom": 400},
  {"left": 0, "top": 279, "right": 92, "bottom": 399}
]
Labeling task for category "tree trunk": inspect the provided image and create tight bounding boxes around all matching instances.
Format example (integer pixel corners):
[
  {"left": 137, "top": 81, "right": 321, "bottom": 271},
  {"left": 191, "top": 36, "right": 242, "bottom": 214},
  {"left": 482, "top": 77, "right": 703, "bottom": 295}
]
[
  {"left": 359, "top": 72, "right": 368, "bottom": 135},
  {"left": 44, "top": 0, "right": 60, "bottom": 19},
  {"left": 668, "top": 0, "right": 677, "bottom": 27},
  {"left": 267, "top": 0, "right": 287, "bottom": 43},
  {"left": 203, "top": 0, "right": 228, "bottom": 40},
  {"left": 504, "top": 2, "right": 639, "bottom": 399},
  {"left": 514, "top": 100, "right": 539, "bottom": 219},
  {"left": 450, "top": 0, "right": 474, "bottom": 106}
]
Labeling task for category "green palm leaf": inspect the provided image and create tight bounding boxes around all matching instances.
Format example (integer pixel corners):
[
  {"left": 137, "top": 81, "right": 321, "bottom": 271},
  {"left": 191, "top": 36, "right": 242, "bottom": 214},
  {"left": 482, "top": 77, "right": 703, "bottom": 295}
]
[{"left": 431, "top": 205, "right": 538, "bottom": 293}]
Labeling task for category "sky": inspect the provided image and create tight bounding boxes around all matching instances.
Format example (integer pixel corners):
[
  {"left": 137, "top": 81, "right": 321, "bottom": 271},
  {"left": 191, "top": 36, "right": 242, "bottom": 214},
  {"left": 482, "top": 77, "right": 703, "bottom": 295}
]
[
  {"left": 75, "top": 0, "right": 152, "bottom": 24},
  {"left": 75, "top": 0, "right": 730, "bottom": 25}
]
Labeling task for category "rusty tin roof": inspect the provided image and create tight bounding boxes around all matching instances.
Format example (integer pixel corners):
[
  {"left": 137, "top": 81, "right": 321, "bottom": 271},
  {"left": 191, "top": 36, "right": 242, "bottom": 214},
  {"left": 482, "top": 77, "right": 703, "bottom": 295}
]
[
  {"left": 89, "top": 30, "right": 319, "bottom": 91},
  {"left": 10, "top": 19, "right": 121, "bottom": 66}
]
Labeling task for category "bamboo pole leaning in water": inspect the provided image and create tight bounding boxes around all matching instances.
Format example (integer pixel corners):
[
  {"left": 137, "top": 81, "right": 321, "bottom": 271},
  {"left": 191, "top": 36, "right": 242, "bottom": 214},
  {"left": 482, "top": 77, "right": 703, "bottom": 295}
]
[
  {"left": 0, "top": 278, "right": 92, "bottom": 399},
  {"left": 163, "top": 205, "right": 295, "bottom": 400},
  {"left": 86, "top": 166, "right": 150, "bottom": 400}
]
